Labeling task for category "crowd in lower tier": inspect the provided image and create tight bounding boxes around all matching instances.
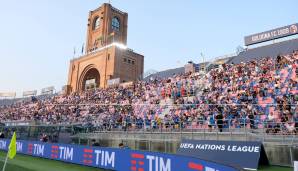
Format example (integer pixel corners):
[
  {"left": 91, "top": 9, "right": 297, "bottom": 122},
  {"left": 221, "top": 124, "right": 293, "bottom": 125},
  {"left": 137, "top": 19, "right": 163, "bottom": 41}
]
[{"left": 0, "top": 51, "right": 297, "bottom": 133}]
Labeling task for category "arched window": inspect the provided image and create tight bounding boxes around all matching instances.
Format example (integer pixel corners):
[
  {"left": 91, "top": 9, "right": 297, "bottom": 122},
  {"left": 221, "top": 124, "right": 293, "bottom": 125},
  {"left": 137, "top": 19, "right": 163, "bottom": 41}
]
[
  {"left": 93, "top": 17, "right": 100, "bottom": 30},
  {"left": 111, "top": 17, "right": 120, "bottom": 31}
]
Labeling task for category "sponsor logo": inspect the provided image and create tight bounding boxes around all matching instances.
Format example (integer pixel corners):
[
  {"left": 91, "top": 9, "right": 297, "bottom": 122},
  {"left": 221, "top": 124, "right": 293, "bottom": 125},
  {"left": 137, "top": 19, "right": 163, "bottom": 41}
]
[
  {"left": 0, "top": 140, "right": 7, "bottom": 150},
  {"left": 83, "top": 148, "right": 93, "bottom": 165},
  {"left": 188, "top": 162, "right": 219, "bottom": 171},
  {"left": 28, "top": 144, "right": 44, "bottom": 156},
  {"left": 16, "top": 142, "right": 23, "bottom": 152},
  {"left": 51, "top": 145, "right": 59, "bottom": 159},
  {"left": 51, "top": 145, "right": 73, "bottom": 160},
  {"left": 58, "top": 146, "right": 73, "bottom": 160},
  {"left": 130, "top": 153, "right": 145, "bottom": 171},
  {"left": 27, "top": 143, "right": 33, "bottom": 154},
  {"left": 94, "top": 150, "right": 115, "bottom": 168},
  {"left": 131, "top": 153, "right": 171, "bottom": 171}
]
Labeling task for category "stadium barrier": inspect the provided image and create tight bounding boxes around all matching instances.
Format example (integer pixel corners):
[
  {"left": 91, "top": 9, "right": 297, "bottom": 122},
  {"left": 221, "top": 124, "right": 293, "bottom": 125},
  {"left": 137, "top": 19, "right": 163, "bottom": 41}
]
[
  {"left": 1, "top": 120, "right": 297, "bottom": 147},
  {"left": 1, "top": 119, "right": 298, "bottom": 134},
  {"left": 72, "top": 119, "right": 298, "bottom": 136},
  {"left": 0, "top": 139, "right": 239, "bottom": 171}
]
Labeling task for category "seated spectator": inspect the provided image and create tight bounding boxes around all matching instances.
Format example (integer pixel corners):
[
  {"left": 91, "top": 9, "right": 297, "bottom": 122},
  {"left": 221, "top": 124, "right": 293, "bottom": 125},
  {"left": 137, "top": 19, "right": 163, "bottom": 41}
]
[
  {"left": 118, "top": 142, "right": 130, "bottom": 149},
  {"left": 91, "top": 139, "right": 100, "bottom": 146}
]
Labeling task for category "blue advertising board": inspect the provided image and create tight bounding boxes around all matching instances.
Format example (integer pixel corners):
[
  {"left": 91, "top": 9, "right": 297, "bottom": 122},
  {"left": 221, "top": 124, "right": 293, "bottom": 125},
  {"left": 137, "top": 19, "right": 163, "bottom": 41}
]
[
  {"left": 177, "top": 139, "right": 269, "bottom": 170},
  {"left": 0, "top": 139, "right": 239, "bottom": 171}
]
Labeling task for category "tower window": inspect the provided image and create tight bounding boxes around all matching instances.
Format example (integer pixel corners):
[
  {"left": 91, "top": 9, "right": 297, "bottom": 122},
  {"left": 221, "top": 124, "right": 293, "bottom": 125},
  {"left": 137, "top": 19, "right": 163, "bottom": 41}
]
[
  {"left": 93, "top": 16, "right": 100, "bottom": 30},
  {"left": 112, "top": 17, "right": 120, "bottom": 31}
]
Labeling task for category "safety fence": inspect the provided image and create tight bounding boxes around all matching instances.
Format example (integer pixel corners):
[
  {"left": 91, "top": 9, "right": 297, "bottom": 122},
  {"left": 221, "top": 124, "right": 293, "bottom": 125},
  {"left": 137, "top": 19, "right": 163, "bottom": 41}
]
[
  {"left": 75, "top": 119, "right": 298, "bottom": 136},
  {"left": 0, "top": 119, "right": 297, "bottom": 143}
]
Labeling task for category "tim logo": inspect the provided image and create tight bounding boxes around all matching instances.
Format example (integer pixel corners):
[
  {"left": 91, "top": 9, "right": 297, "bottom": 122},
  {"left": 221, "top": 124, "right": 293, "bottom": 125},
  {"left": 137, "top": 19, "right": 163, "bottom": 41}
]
[
  {"left": 130, "top": 153, "right": 145, "bottom": 171},
  {"left": 16, "top": 142, "right": 23, "bottom": 152},
  {"left": 131, "top": 153, "right": 171, "bottom": 171},
  {"left": 51, "top": 145, "right": 73, "bottom": 161},
  {"left": 28, "top": 143, "right": 44, "bottom": 156},
  {"left": 51, "top": 145, "right": 59, "bottom": 159},
  {"left": 0, "top": 140, "right": 7, "bottom": 150},
  {"left": 27, "top": 144, "right": 33, "bottom": 154},
  {"left": 188, "top": 162, "right": 219, "bottom": 171},
  {"left": 83, "top": 148, "right": 93, "bottom": 165}
]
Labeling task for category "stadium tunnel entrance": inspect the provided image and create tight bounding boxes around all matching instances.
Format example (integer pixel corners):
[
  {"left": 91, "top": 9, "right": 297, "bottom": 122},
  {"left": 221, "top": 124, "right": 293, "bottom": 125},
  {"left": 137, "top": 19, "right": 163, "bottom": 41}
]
[{"left": 79, "top": 67, "right": 100, "bottom": 91}]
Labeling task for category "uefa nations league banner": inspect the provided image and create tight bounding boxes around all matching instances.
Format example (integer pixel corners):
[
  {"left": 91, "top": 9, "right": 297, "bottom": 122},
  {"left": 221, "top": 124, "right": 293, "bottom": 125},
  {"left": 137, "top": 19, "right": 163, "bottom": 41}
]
[
  {"left": 0, "top": 139, "right": 239, "bottom": 171},
  {"left": 177, "top": 139, "right": 269, "bottom": 170}
]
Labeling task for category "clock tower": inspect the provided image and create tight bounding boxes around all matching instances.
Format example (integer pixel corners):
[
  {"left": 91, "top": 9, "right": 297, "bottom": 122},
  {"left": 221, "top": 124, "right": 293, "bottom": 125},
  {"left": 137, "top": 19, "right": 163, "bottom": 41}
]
[
  {"left": 86, "top": 3, "right": 128, "bottom": 51},
  {"left": 66, "top": 3, "right": 144, "bottom": 93}
]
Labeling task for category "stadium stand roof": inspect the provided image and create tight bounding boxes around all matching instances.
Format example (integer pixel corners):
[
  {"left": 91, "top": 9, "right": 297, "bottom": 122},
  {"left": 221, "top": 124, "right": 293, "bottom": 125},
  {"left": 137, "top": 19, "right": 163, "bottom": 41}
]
[
  {"left": 228, "top": 38, "right": 298, "bottom": 64},
  {"left": 144, "top": 67, "right": 185, "bottom": 81}
]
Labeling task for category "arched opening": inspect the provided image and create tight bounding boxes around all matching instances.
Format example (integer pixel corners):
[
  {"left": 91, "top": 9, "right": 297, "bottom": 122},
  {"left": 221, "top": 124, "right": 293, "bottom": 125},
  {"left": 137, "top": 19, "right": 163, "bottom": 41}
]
[
  {"left": 80, "top": 68, "right": 100, "bottom": 91},
  {"left": 93, "top": 16, "right": 100, "bottom": 30},
  {"left": 111, "top": 17, "right": 120, "bottom": 31}
]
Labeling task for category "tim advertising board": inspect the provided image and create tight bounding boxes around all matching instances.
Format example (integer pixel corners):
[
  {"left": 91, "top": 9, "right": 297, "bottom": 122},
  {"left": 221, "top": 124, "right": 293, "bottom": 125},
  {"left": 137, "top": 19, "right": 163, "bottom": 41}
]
[
  {"left": 0, "top": 139, "right": 239, "bottom": 171},
  {"left": 244, "top": 23, "right": 298, "bottom": 46},
  {"left": 177, "top": 139, "right": 269, "bottom": 170}
]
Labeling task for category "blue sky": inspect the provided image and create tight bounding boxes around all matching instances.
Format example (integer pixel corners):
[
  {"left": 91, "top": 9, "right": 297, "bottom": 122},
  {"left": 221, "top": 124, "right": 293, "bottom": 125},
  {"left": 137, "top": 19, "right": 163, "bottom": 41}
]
[{"left": 0, "top": 0, "right": 297, "bottom": 95}]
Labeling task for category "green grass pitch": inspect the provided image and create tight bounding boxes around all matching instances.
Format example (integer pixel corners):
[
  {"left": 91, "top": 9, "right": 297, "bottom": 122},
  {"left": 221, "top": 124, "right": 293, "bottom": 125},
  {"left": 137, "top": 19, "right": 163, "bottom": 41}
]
[{"left": 0, "top": 150, "right": 292, "bottom": 171}]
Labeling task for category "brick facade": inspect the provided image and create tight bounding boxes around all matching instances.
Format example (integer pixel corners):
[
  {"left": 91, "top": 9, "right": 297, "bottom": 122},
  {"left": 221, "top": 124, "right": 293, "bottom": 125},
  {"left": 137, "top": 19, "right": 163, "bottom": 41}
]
[{"left": 66, "top": 3, "right": 144, "bottom": 93}]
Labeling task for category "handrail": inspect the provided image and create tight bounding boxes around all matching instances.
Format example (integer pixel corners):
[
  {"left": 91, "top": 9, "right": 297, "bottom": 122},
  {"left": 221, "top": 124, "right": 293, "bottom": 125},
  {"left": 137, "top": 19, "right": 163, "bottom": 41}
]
[{"left": 1, "top": 119, "right": 297, "bottom": 132}]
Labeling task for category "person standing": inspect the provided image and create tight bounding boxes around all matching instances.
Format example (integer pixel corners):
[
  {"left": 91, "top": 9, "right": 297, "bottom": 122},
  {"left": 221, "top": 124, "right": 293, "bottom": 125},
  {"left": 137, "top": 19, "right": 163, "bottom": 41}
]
[
  {"left": 207, "top": 114, "right": 215, "bottom": 132},
  {"left": 216, "top": 113, "right": 223, "bottom": 132}
]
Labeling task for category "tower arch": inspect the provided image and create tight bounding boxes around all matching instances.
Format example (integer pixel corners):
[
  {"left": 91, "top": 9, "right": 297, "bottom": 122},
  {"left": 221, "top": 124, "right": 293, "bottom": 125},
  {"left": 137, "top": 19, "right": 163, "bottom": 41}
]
[{"left": 78, "top": 65, "right": 100, "bottom": 91}]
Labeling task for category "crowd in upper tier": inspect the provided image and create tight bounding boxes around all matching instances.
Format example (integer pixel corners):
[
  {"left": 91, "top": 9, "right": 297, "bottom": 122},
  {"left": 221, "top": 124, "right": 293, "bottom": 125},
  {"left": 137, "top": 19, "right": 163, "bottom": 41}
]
[{"left": 0, "top": 51, "right": 297, "bottom": 133}]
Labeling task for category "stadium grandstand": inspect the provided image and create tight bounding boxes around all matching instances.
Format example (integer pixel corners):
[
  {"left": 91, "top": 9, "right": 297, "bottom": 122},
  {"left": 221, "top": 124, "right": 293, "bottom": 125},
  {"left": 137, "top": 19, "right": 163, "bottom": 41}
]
[
  {"left": 0, "top": 2, "right": 298, "bottom": 171},
  {"left": 1, "top": 50, "right": 297, "bottom": 131},
  {"left": 1, "top": 29, "right": 298, "bottom": 168}
]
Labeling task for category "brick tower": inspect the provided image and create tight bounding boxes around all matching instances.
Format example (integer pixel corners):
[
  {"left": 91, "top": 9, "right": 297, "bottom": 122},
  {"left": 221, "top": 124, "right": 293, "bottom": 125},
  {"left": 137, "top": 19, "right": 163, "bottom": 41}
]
[{"left": 66, "top": 3, "right": 144, "bottom": 93}]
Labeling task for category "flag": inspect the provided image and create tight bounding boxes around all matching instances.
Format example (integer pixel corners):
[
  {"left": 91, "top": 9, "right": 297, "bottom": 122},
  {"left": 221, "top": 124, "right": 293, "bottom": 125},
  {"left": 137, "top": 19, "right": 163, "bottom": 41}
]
[
  {"left": 8, "top": 132, "right": 16, "bottom": 159},
  {"left": 81, "top": 43, "right": 84, "bottom": 54}
]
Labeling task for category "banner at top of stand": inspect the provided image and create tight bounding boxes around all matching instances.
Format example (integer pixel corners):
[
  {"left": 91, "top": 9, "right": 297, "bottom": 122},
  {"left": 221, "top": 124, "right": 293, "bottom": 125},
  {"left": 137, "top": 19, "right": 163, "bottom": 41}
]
[{"left": 244, "top": 23, "right": 298, "bottom": 46}]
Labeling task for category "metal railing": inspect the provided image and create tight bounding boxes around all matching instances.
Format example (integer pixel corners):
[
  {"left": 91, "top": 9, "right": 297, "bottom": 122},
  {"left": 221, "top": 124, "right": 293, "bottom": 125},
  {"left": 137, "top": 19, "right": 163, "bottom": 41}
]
[
  {"left": 80, "top": 119, "right": 297, "bottom": 133},
  {"left": 0, "top": 119, "right": 297, "bottom": 143}
]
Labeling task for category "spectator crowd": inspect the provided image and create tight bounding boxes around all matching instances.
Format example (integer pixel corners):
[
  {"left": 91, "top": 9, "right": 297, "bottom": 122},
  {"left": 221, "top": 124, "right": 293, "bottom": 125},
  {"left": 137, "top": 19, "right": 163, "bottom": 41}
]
[{"left": 0, "top": 51, "right": 297, "bottom": 134}]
